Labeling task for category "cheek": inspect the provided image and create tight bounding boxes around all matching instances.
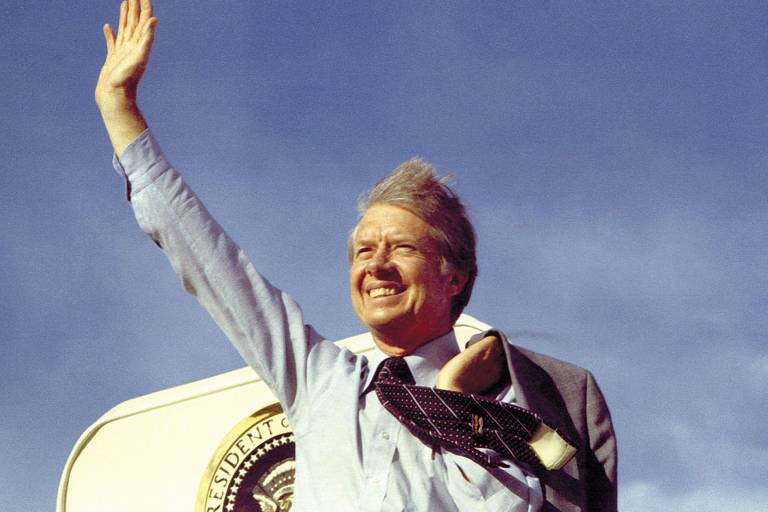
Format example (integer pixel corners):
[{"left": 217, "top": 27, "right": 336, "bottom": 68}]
[
  {"left": 411, "top": 267, "right": 448, "bottom": 298},
  {"left": 349, "top": 265, "right": 364, "bottom": 296},
  {"left": 349, "top": 263, "right": 360, "bottom": 283}
]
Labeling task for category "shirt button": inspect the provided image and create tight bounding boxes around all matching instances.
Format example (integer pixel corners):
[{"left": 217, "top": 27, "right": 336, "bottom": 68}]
[{"left": 380, "top": 432, "right": 390, "bottom": 440}]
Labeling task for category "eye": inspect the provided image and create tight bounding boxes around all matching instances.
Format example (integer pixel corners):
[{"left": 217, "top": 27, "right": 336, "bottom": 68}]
[
  {"left": 355, "top": 246, "right": 373, "bottom": 259},
  {"left": 394, "top": 243, "right": 417, "bottom": 252}
]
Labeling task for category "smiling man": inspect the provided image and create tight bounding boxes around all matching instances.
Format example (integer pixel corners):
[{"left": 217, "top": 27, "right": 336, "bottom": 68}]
[
  {"left": 95, "top": 2, "right": 617, "bottom": 511},
  {"left": 350, "top": 193, "right": 470, "bottom": 355}
]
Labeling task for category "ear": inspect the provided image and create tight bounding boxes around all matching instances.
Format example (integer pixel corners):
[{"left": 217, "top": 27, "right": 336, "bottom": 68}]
[{"left": 447, "top": 270, "right": 469, "bottom": 297}]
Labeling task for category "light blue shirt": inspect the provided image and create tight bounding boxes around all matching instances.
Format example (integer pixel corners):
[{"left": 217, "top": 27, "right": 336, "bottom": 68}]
[{"left": 113, "top": 129, "right": 542, "bottom": 511}]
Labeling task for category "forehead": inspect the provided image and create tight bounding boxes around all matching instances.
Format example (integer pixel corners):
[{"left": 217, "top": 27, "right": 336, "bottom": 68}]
[{"left": 354, "top": 204, "right": 433, "bottom": 242}]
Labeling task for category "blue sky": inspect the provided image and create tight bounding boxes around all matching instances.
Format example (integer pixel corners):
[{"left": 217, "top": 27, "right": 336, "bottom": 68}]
[{"left": 2, "top": 1, "right": 767, "bottom": 509}]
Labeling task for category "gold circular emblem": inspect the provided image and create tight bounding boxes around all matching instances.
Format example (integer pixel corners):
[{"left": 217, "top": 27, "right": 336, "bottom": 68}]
[{"left": 196, "top": 403, "right": 295, "bottom": 512}]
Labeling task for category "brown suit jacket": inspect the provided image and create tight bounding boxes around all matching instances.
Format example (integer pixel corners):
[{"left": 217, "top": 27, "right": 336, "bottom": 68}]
[{"left": 499, "top": 331, "right": 618, "bottom": 512}]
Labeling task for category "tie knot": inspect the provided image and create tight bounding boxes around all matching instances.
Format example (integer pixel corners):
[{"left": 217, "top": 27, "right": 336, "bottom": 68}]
[{"left": 375, "top": 357, "right": 415, "bottom": 385}]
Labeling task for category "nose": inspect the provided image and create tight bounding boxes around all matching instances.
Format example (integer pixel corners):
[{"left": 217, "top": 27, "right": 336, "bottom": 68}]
[{"left": 365, "top": 247, "right": 394, "bottom": 276}]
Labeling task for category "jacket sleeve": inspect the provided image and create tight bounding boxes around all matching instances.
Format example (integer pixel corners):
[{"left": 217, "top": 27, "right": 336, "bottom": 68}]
[{"left": 584, "top": 371, "right": 618, "bottom": 511}]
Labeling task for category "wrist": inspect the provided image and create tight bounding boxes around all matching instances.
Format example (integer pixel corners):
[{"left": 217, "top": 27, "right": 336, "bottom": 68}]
[
  {"left": 96, "top": 87, "right": 138, "bottom": 115},
  {"left": 97, "top": 92, "right": 148, "bottom": 157}
]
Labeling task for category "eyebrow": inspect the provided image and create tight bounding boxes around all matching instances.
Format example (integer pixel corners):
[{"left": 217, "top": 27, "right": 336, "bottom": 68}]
[{"left": 353, "top": 230, "right": 429, "bottom": 247}]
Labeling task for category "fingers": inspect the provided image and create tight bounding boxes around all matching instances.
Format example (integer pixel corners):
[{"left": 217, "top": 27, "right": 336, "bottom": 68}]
[
  {"left": 143, "top": 17, "right": 158, "bottom": 37},
  {"left": 117, "top": 1, "right": 127, "bottom": 45},
  {"left": 138, "top": 0, "right": 154, "bottom": 26},
  {"left": 126, "top": 0, "right": 139, "bottom": 39},
  {"left": 139, "top": 17, "right": 158, "bottom": 53},
  {"left": 103, "top": 24, "right": 116, "bottom": 54},
  {"left": 112, "top": 0, "right": 154, "bottom": 50}
]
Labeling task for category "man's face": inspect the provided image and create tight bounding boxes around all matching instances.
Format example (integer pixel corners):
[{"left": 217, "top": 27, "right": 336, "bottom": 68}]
[{"left": 349, "top": 203, "right": 464, "bottom": 353}]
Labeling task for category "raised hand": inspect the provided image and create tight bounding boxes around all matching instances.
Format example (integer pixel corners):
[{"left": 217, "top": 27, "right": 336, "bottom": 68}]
[
  {"left": 96, "top": 0, "right": 158, "bottom": 110},
  {"left": 95, "top": 0, "right": 158, "bottom": 156}
]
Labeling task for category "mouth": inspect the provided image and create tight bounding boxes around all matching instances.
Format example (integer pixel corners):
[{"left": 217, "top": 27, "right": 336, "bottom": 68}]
[{"left": 367, "top": 285, "right": 403, "bottom": 298}]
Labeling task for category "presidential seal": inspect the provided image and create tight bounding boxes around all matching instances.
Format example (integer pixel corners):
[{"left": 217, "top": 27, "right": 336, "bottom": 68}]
[{"left": 196, "top": 403, "right": 295, "bottom": 512}]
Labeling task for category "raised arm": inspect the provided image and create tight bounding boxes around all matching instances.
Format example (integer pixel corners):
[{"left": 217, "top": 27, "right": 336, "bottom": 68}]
[
  {"left": 95, "top": 1, "right": 335, "bottom": 424},
  {"left": 95, "top": 0, "right": 158, "bottom": 156}
]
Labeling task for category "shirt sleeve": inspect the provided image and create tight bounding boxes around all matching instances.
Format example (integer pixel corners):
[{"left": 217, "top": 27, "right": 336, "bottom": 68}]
[{"left": 111, "top": 129, "right": 336, "bottom": 426}]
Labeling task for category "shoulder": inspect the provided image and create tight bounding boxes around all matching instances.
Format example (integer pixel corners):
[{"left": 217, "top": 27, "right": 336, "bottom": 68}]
[
  {"left": 512, "top": 343, "right": 610, "bottom": 416},
  {"left": 513, "top": 343, "right": 588, "bottom": 376},
  {"left": 498, "top": 331, "right": 592, "bottom": 385},
  {"left": 495, "top": 330, "right": 606, "bottom": 419}
]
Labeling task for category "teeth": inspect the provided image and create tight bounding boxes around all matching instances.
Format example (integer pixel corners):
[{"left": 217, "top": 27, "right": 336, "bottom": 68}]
[{"left": 369, "top": 287, "right": 397, "bottom": 298}]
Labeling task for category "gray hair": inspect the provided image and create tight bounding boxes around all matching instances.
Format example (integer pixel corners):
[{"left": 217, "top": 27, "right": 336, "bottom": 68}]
[{"left": 349, "top": 157, "right": 477, "bottom": 321}]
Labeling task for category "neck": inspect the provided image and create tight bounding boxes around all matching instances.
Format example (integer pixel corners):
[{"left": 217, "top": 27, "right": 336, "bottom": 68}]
[{"left": 370, "top": 326, "right": 454, "bottom": 356}]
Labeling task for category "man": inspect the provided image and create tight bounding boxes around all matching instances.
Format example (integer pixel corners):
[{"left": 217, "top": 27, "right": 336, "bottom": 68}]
[{"left": 95, "top": 1, "right": 617, "bottom": 510}]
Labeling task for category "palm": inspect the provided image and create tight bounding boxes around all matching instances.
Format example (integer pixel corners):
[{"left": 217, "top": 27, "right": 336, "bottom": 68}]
[
  {"left": 96, "top": 0, "right": 157, "bottom": 106},
  {"left": 102, "top": 34, "right": 149, "bottom": 88}
]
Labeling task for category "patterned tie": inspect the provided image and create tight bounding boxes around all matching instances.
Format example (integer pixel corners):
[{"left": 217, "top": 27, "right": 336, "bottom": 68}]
[{"left": 373, "top": 356, "right": 576, "bottom": 472}]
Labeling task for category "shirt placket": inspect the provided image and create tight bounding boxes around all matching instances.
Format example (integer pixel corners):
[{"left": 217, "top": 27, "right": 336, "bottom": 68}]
[{"left": 360, "top": 404, "right": 401, "bottom": 512}]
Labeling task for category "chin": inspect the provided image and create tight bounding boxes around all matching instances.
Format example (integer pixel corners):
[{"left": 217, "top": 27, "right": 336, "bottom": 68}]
[
  {"left": 363, "top": 316, "right": 403, "bottom": 334},
  {"left": 361, "top": 313, "right": 406, "bottom": 336},
  {"left": 366, "top": 304, "right": 414, "bottom": 324}
]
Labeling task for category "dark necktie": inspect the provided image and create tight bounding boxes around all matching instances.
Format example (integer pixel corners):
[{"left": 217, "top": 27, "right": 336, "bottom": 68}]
[{"left": 373, "top": 356, "right": 576, "bottom": 472}]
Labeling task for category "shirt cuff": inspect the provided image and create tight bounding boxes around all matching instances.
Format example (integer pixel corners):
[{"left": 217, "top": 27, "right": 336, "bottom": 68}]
[{"left": 111, "top": 129, "right": 170, "bottom": 201}]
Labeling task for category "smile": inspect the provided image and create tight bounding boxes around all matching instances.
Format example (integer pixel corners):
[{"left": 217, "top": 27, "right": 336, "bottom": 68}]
[{"left": 368, "top": 287, "right": 400, "bottom": 298}]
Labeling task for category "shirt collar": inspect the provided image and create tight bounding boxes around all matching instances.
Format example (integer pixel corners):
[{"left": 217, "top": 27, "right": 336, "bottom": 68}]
[
  {"left": 360, "top": 327, "right": 517, "bottom": 402},
  {"left": 361, "top": 330, "right": 461, "bottom": 393}
]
